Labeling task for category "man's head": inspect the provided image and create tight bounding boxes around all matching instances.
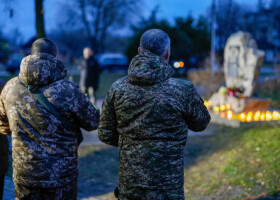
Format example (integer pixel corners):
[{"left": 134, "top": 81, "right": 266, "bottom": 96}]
[
  {"left": 31, "top": 38, "right": 58, "bottom": 57},
  {"left": 83, "top": 47, "right": 94, "bottom": 59},
  {"left": 139, "top": 29, "right": 171, "bottom": 63}
]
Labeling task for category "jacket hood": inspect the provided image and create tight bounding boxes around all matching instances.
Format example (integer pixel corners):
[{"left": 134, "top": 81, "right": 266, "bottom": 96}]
[
  {"left": 128, "top": 50, "right": 174, "bottom": 85},
  {"left": 18, "top": 53, "right": 67, "bottom": 86}
]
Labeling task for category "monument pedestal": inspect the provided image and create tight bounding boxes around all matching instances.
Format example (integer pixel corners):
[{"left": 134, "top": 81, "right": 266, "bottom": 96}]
[
  {"left": 209, "top": 92, "right": 271, "bottom": 113},
  {"left": 206, "top": 31, "right": 279, "bottom": 127},
  {"left": 209, "top": 110, "right": 280, "bottom": 128}
]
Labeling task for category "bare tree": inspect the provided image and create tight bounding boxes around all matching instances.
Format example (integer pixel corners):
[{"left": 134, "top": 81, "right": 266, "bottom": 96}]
[
  {"left": 215, "top": 0, "right": 248, "bottom": 51},
  {"left": 78, "top": 0, "right": 141, "bottom": 53},
  {"left": 35, "top": 0, "right": 45, "bottom": 38}
]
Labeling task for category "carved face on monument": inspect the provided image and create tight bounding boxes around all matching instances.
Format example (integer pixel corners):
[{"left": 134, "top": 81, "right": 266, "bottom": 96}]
[
  {"left": 224, "top": 32, "right": 265, "bottom": 97},
  {"left": 227, "top": 45, "right": 240, "bottom": 77}
]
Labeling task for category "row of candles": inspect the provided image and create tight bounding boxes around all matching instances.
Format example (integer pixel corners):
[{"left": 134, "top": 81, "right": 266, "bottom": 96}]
[{"left": 204, "top": 100, "right": 280, "bottom": 122}]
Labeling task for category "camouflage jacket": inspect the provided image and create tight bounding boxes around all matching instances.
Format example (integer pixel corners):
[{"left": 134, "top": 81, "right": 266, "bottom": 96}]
[
  {"left": 0, "top": 53, "right": 100, "bottom": 188},
  {"left": 98, "top": 50, "right": 211, "bottom": 199}
]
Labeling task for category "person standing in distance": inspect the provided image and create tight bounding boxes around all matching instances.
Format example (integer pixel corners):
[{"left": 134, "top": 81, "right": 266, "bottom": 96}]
[
  {"left": 79, "top": 47, "right": 100, "bottom": 104},
  {"left": 0, "top": 38, "right": 100, "bottom": 200},
  {"left": 98, "top": 29, "right": 211, "bottom": 200}
]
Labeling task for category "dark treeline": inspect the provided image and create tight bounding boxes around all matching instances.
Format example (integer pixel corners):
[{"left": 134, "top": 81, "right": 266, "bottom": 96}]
[{"left": 1, "top": 0, "right": 280, "bottom": 64}]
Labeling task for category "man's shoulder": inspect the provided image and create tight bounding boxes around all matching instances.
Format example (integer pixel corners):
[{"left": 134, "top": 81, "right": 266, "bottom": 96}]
[
  {"left": 110, "top": 76, "right": 129, "bottom": 90},
  {"left": 48, "top": 79, "right": 79, "bottom": 90},
  {"left": 1, "top": 77, "right": 21, "bottom": 98},
  {"left": 168, "top": 78, "right": 194, "bottom": 90},
  {"left": 5, "top": 77, "right": 19, "bottom": 86}
]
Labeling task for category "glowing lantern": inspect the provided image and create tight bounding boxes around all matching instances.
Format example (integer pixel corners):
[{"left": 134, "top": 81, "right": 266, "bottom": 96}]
[
  {"left": 266, "top": 111, "right": 272, "bottom": 121},
  {"left": 220, "top": 112, "right": 226, "bottom": 118},
  {"left": 240, "top": 113, "right": 246, "bottom": 121},
  {"left": 213, "top": 106, "right": 220, "bottom": 114},
  {"left": 272, "top": 111, "right": 280, "bottom": 120},
  {"left": 204, "top": 101, "right": 209, "bottom": 108},
  {"left": 220, "top": 105, "right": 226, "bottom": 111},
  {"left": 227, "top": 111, "right": 233, "bottom": 120},
  {"left": 260, "top": 112, "right": 266, "bottom": 121},
  {"left": 226, "top": 104, "right": 231, "bottom": 110},
  {"left": 246, "top": 112, "right": 253, "bottom": 122},
  {"left": 254, "top": 111, "right": 261, "bottom": 121}
]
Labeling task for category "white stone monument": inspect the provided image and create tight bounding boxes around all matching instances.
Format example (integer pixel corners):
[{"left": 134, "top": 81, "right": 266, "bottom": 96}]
[
  {"left": 224, "top": 31, "right": 265, "bottom": 97},
  {"left": 209, "top": 31, "right": 270, "bottom": 113}
]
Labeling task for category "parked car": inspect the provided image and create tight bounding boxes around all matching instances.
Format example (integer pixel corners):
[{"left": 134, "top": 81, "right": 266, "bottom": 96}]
[
  {"left": 6, "top": 53, "right": 24, "bottom": 74},
  {"left": 96, "top": 53, "right": 129, "bottom": 71}
]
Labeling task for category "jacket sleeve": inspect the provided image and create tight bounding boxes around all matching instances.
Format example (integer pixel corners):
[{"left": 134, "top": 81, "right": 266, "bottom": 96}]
[
  {"left": 184, "top": 83, "right": 211, "bottom": 132},
  {"left": 0, "top": 86, "right": 11, "bottom": 136},
  {"left": 72, "top": 84, "right": 100, "bottom": 131},
  {"left": 98, "top": 89, "right": 118, "bottom": 147}
]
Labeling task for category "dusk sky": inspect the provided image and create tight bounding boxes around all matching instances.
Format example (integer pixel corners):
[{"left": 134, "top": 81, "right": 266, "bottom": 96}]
[{"left": 0, "top": 0, "right": 259, "bottom": 43}]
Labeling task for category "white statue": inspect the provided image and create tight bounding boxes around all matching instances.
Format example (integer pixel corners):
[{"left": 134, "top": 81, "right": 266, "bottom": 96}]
[{"left": 224, "top": 31, "right": 265, "bottom": 97}]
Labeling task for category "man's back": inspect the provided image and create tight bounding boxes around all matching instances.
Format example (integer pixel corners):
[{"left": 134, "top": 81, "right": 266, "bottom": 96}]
[
  {"left": 99, "top": 50, "right": 210, "bottom": 199},
  {"left": 0, "top": 53, "right": 99, "bottom": 188}
]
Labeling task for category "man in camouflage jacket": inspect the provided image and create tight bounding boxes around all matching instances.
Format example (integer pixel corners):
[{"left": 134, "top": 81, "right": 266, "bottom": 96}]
[
  {"left": 98, "top": 29, "right": 211, "bottom": 200},
  {"left": 0, "top": 38, "right": 100, "bottom": 200}
]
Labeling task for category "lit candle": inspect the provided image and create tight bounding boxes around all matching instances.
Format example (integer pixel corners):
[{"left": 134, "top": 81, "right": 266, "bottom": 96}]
[
  {"left": 266, "top": 111, "right": 272, "bottom": 121},
  {"left": 246, "top": 112, "right": 253, "bottom": 122},
  {"left": 260, "top": 112, "right": 265, "bottom": 121},
  {"left": 204, "top": 101, "right": 209, "bottom": 108},
  {"left": 254, "top": 111, "right": 261, "bottom": 121},
  {"left": 213, "top": 106, "right": 220, "bottom": 114},
  {"left": 220, "top": 105, "right": 226, "bottom": 111},
  {"left": 227, "top": 111, "right": 233, "bottom": 120},
  {"left": 272, "top": 111, "right": 279, "bottom": 120},
  {"left": 226, "top": 104, "right": 231, "bottom": 110},
  {"left": 240, "top": 113, "right": 246, "bottom": 121}
]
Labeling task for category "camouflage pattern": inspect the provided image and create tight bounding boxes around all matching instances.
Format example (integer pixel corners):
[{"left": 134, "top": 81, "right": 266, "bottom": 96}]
[
  {"left": 98, "top": 50, "right": 211, "bottom": 199},
  {"left": 14, "top": 177, "right": 77, "bottom": 200},
  {"left": 0, "top": 53, "right": 100, "bottom": 188},
  {"left": 118, "top": 186, "right": 184, "bottom": 200}
]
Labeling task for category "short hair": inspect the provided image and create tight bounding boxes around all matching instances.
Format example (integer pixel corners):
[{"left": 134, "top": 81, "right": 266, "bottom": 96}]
[
  {"left": 31, "top": 38, "right": 58, "bottom": 56},
  {"left": 140, "top": 29, "right": 170, "bottom": 56}
]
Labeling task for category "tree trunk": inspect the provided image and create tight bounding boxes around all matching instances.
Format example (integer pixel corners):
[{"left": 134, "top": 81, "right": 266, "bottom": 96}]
[{"left": 35, "top": 0, "right": 45, "bottom": 38}]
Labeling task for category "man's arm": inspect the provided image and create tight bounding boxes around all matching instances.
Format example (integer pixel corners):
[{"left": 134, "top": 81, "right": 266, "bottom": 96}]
[
  {"left": 0, "top": 87, "right": 11, "bottom": 135},
  {"left": 98, "top": 89, "right": 118, "bottom": 147},
  {"left": 184, "top": 83, "right": 211, "bottom": 132},
  {"left": 73, "top": 84, "right": 100, "bottom": 131}
]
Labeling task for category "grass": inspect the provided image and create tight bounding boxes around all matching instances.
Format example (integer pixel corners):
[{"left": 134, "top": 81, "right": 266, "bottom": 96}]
[
  {"left": 69, "top": 72, "right": 127, "bottom": 99},
  {"left": 0, "top": 71, "right": 127, "bottom": 99},
  {"left": 76, "top": 125, "right": 280, "bottom": 200},
  {"left": 78, "top": 145, "right": 119, "bottom": 199},
  {"left": 183, "top": 125, "right": 280, "bottom": 200}
]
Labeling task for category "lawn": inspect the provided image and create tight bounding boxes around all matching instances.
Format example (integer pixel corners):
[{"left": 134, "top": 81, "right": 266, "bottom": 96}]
[
  {"left": 0, "top": 71, "right": 127, "bottom": 100},
  {"left": 77, "top": 125, "right": 280, "bottom": 200},
  {"left": 69, "top": 71, "right": 127, "bottom": 99},
  {"left": 183, "top": 125, "right": 279, "bottom": 200}
]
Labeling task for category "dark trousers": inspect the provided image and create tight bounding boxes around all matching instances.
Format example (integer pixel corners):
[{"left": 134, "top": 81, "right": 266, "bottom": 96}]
[
  {"left": 117, "top": 186, "right": 184, "bottom": 200},
  {"left": 0, "top": 175, "right": 4, "bottom": 200},
  {"left": 14, "top": 178, "right": 77, "bottom": 200}
]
